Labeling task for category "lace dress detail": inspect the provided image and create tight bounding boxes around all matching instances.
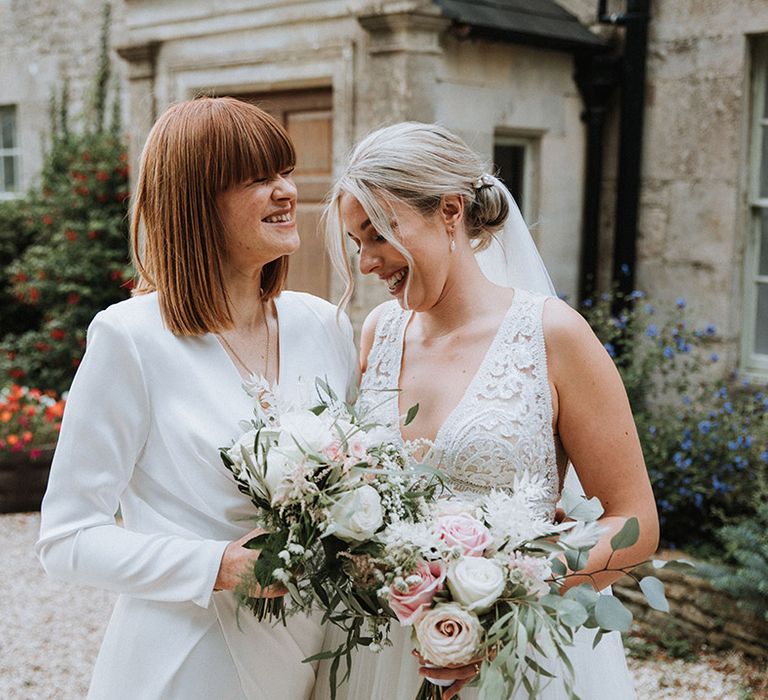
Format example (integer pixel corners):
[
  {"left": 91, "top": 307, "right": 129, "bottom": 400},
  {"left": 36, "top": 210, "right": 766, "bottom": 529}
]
[{"left": 357, "top": 289, "right": 560, "bottom": 513}]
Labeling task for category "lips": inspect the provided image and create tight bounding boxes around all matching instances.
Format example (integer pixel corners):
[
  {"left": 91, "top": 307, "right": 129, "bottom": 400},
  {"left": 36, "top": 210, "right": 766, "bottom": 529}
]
[
  {"left": 261, "top": 211, "right": 293, "bottom": 224},
  {"left": 384, "top": 267, "right": 408, "bottom": 293}
]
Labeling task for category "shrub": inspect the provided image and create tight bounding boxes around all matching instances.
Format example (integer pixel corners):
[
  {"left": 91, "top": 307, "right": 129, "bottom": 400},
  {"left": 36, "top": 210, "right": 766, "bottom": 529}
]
[
  {"left": 581, "top": 292, "right": 768, "bottom": 550},
  {"left": 698, "top": 502, "right": 768, "bottom": 622},
  {"left": 0, "top": 2, "right": 132, "bottom": 394}
]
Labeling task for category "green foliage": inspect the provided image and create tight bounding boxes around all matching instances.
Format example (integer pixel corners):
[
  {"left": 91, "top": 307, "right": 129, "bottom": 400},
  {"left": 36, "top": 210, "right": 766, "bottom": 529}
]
[
  {"left": 0, "top": 2, "right": 132, "bottom": 394},
  {"left": 698, "top": 502, "right": 768, "bottom": 621},
  {"left": 581, "top": 292, "right": 768, "bottom": 550}
]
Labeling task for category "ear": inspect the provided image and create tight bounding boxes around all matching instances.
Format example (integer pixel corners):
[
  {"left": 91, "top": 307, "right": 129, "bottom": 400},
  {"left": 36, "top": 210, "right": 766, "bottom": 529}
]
[{"left": 439, "top": 194, "right": 464, "bottom": 229}]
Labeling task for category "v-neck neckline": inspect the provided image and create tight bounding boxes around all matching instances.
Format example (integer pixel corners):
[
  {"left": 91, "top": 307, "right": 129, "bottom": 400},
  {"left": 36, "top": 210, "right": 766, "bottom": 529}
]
[
  {"left": 212, "top": 295, "right": 284, "bottom": 387},
  {"left": 393, "top": 289, "right": 523, "bottom": 448}
]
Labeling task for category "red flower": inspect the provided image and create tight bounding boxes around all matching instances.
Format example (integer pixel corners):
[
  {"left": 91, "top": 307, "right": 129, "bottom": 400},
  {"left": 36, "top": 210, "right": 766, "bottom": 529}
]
[
  {"left": 34, "top": 342, "right": 51, "bottom": 352},
  {"left": 87, "top": 230, "right": 99, "bottom": 240},
  {"left": 115, "top": 190, "right": 130, "bottom": 202},
  {"left": 98, "top": 194, "right": 109, "bottom": 203},
  {"left": 42, "top": 215, "right": 53, "bottom": 225},
  {"left": 67, "top": 293, "right": 80, "bottom": 305},
  {"left": 9, "top": 369, "right": 25, "bottom": 379},
  {"left": 110, "top": 270, "right": 123, "bottom": 282},
  {"left": 82, "top": 151, "right": 91, "bottom": 161},
  {"left": 29, "top": 448, "right": 42, "bottom": 459},
  {"left": 71, "top": 358, "right": 81, "bottom": 368},
  {"left": 50, "top": 329, "right": 65, "bottom": 341},
  {"left": 12, "top": 272, "right": 28, "bottom": 283},
  {"left": 95, "top": 171, "right": 109, "bottom": 181},
  {"left": 28, "top": 288, "right": 40, "bottom": 303},
  {"left": 122, "top": 278, "right": 136, "bottom": 291},
  {"left": 65, "top": 230, "right": 77, "bottom": 242},
  {"left": 36, "top": 270, "right": 46, "bottom": 280}
]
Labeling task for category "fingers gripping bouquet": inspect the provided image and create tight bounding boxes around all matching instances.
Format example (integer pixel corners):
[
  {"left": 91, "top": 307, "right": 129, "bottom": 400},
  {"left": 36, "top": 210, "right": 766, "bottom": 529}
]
[
  {"left": 219, "top": 377, "right": 443, "bottom": 622},
  {"left": 326, "top": 475, "right": 690, "bottom": 700}
]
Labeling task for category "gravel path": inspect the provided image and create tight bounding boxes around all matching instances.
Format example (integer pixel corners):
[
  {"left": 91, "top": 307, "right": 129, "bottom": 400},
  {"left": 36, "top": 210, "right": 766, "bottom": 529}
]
[{"left": 1, "top": 513, "right": 760, "bottom": 699}]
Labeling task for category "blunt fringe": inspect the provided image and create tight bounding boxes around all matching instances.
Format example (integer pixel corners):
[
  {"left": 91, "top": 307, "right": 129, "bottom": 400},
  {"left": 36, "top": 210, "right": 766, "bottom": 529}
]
[{"left": 131, "top": 96, "right": 294, "bottom": 335}]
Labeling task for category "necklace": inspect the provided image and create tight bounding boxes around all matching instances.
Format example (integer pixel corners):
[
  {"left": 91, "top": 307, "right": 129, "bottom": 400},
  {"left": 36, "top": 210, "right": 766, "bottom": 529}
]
[{"left": 217, "top": 301, "right": 271, "bottom": 378}]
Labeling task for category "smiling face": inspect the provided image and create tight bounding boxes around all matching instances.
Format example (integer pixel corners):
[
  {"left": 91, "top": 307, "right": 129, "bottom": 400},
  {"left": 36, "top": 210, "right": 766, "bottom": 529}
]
[
  {"left": 217, "top": 168, "right": 300, "bottom": 274},
  {"left": 340, "top": 193, "right": 456, "bottom": 311}
]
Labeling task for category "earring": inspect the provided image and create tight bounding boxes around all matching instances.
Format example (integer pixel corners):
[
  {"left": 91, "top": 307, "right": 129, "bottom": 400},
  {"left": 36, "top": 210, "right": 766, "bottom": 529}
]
[
  {"left": 448, "top": 225, "right": 456, "bottom": 252},
  {"left": 449, "top": 238, "right": 456, "bottom": 252}
]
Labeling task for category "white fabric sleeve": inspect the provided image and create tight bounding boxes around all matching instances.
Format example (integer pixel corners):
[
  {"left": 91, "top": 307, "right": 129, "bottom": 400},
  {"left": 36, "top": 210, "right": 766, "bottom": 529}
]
[{"left": 35, "top": 311, "right": 229, "bottom": 609}]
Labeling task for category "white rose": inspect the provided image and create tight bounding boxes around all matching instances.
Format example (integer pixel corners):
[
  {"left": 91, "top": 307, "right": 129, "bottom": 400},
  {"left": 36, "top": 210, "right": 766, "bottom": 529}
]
[
  {"left": 227, "top": 428, "right": 259, "bottom": 478},
  {"left": 447, "top": 556, "right": 506, "bottom": 613},
  {"left": 264, "top": 447, "right": 300, "bottom": 505},
  {"left": 413, "top": 602, "right": 483, "bottom": 667},
  {"left": 279, "top": 410, "right": 334, "bottom": 454},
  {"left": 363, "top": 425, "right": 398, "bottom": 448},
  {"left": 325, "top": 485, "right": 383, "bottom": 542}
]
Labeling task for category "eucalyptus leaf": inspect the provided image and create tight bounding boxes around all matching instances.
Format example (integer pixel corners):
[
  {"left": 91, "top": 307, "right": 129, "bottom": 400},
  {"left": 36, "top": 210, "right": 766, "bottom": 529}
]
[
  {"left": 550, "top": 557, "right": 568, "bottom": 577},
  {"left": 564, "top": 584, "right": 599, "bottom": 610},
  {"left": 560, "top": 489, "right": 604, "bottom": 522},
  {"left": 478, "top": 665, "right": 506, "bottom": 700},
  {"left": 610, "top": 517, "right": 640, "bottom": 551},
  {"left": 592, "top": 629, "right": 605, "bottom": 649},
  {"left": 404, "top": 403, "right": 420, "bottom": 426},
  {"left": 555, "top": 598, "right": 589, "bottom": 627},
  {"left": 594, "top": 596, "right": 632, "bottom": 632},
  {"left": 565, "top": 547, "right": 590, "bottom": 572},
  {"left": 639, "top": 575, "right": 670, "bottom": 612}
]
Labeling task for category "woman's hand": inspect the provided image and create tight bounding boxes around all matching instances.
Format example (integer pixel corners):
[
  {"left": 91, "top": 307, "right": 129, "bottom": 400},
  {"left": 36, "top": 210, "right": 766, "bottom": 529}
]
[
  {"left": 412, "top": 649, "right": 482, "bottom": 700},
  {"left": 214, "top": 528, "right": 288, "bottom": 598}
]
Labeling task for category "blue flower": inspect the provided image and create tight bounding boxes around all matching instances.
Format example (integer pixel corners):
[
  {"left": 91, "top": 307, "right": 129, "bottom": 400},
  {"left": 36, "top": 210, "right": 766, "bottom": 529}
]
[
  {"left": 693, "top": 493, "right": 703, "bottom": 508},
  {"left": 712, "top": 475, "right": 732, "bottom": 494},
  {"left": 676, "top": 297, "right": 687, "bottom": 308},
  {"left": 682, "top": 395, "right": 692, "bottom": 406},
  {"left": 698, "top": 420, "right": 712, "bottom": 434},
  {"left": 648, "top": 425, "right": 657, "bottom": 435},
  {"left": 630, "top": 290, "right": 645, "bottom": 299},
  {"left": 710, "top": 353, "right": 719, "bottom": 363},
  {"left": 680, "top": 438, "right": 692, "bottom": 451},
  {"left": 601, "top": 293, "right": 611, "bottom": 302},
  {"left": 663, "top": 346, "right": 675, "bottom": 359},
  {"left": 643, "top": 303, "right": 655, "bottom": 315},
  {"left": 604, "top": 342, "right": 616, "bottom": 358},
  {"left": 727, "top": 440, "right": 739, "bottom": 451},
  {"left": 760, "top": 451, "right": 768, "bottom": 463},
  {"left": 621, "top": 263, "right": 630, "bottom": 276},
  {"left": 582, "top": 298, "right": 593, "bottom": 308},
  {"left": 723, "top": 402, "right": 733, "bottom": 414},
  {"left": 645, "top": 324, "right": 658, "bottom": 338},
  {"left": 744, "top": 435, "right": 753, "bottom": 448},
  {"left": 716, "top": 387, "right": 727, "bottom": 399},
  {"left": 706, "top": 324, "right": 716, "bottom": 336}
]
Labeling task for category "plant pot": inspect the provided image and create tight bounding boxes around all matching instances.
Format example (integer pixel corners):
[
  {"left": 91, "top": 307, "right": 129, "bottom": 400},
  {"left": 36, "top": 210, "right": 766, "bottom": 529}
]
[{"left": 0, "top": 447, "right": 55, "bottom": 513}]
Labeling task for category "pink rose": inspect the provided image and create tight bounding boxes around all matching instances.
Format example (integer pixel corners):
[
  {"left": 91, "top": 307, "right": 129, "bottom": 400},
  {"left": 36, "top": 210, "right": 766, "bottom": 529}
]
[
  {"left": 322, "top": 440, "right": 344, "bottom": 463},
  {"left": 388, "top": 560, "right": 446, "bottom": 625},
  {"left": 436, "top": 514, "right": 491, "bottom": 557}
]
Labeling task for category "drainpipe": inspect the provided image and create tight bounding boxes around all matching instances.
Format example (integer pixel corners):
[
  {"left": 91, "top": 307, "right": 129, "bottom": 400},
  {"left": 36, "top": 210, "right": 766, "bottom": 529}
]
[
  {"left": 598, "top": 0, "right": 652, "bottom": 298},
  {"left": 575, "top": 52, "right": 620, "bottom": 303}
]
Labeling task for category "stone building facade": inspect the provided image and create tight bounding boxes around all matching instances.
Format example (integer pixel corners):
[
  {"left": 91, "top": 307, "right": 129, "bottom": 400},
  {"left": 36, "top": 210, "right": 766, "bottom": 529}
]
[{"left": 3, "top": 0, "right": 768, "bottom": 381}]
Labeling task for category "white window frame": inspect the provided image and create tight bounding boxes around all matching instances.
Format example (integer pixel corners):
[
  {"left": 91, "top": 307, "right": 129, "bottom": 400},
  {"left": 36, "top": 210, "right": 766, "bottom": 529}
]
[
  {"left": 493, "top": 132, "right": 540, "bottom": 228},
  {"left": 742, "top": 39, "right": 768, "bottom": 376},
  {"left": 0, "top": 105, "right": 21, "bottom": 200}
]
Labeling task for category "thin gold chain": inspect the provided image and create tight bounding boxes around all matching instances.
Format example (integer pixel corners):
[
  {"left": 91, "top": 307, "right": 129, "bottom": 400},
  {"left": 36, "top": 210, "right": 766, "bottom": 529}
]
[{"left": 217, "top": 301, "right": 271, "bottom": 378}]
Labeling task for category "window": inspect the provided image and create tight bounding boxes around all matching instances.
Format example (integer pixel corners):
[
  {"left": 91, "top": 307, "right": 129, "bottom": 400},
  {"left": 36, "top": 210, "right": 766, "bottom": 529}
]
[
  {"left": 493, "top": 134, "right": 537, "bottom": 224},
  {"left": 0, "top": 105, "right": 20, "bottom": 197},
  {"left": 743, "top": 40, "right": 768, "bottom": 375}
]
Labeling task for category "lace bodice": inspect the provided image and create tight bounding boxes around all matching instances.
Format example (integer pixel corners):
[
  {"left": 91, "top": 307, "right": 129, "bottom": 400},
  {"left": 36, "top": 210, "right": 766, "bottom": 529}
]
[{"left": 357, "top": 289, "right": 562, "bottom": 512}]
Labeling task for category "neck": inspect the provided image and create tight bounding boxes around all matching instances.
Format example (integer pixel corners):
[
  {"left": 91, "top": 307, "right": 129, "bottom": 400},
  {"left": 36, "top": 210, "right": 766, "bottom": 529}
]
[
  {"left": 223, "top": 265, "right": 267, "bottom": 331},
  {"left": 414, "top": 253, "right": 500, "bottom": 339}
]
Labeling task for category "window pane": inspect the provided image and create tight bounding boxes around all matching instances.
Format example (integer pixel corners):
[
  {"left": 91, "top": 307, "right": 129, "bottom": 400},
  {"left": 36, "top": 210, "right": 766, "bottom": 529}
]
[
  {"left": 0, "top": 108, "right": 15, "bottom": 150},
  {"left": 761, "top": 209, "right": 768, "bottom": 277},
  {"left": 755, "top": 283, "right": 768, "bottom": 355},
  {"left": 494, "top": 143, "right": 525, "bottom": 213},
  {"left": 2, "top": 156, "right": 15, "bottom": 191}
]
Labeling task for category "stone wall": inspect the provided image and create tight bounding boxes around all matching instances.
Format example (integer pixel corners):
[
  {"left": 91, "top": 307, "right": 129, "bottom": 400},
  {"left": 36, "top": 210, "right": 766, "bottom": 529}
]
[
  {"left": 0, "top": 0, "right": 128, "bottom": 192},
  {"left": 614, "top": 556, "right": 768, "bottom": 658}
]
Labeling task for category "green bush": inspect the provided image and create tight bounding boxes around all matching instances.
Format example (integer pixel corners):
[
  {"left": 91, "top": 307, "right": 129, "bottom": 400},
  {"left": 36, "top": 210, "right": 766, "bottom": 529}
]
[
  {"left": 0, "top": 2, "right": 132, "bottom": 394},
  {"left": 581, "top": 292, "right": 768, "bottom": 551},
  {"left": 698, "top": 502, "right": 768, "bottom": 621}
]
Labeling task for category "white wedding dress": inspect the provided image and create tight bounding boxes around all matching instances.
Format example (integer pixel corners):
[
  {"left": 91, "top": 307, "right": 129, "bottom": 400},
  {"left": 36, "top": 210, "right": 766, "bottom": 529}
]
[
  {"left": 314, "top": 289, "right": 636, "bottom": 700},
  {"left": 36, "top": 290, "right": 358, "bottom": 700}
]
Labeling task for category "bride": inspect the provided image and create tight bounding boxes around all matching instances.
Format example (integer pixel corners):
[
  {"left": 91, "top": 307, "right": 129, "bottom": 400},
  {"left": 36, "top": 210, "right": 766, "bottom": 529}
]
[{"left": 315, "top": 122, "right": 657, "bottom": 699}]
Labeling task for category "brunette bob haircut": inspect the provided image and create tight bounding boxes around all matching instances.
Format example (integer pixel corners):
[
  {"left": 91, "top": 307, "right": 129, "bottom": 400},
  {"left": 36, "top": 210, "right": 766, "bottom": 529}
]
[{"left": 130, "top": 96, "right": 295, "bottom": 336}]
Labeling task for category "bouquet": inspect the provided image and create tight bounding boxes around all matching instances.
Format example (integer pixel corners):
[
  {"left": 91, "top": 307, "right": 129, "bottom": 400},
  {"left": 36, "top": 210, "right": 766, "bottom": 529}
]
[
  {"left": 219, "top": 376, "right": 444, "bottom": 623},
  {"left": 313, "top": 472, "right": 692, "bottom": 700}
]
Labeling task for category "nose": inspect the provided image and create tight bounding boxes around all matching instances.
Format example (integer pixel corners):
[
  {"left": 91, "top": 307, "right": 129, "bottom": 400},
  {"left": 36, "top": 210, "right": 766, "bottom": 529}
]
[
  {"left": 358, "top": 246, "right": 381, "bottom": 275},
  {"left": 272, "top": 174, "right": 297, "bottom": 201}
]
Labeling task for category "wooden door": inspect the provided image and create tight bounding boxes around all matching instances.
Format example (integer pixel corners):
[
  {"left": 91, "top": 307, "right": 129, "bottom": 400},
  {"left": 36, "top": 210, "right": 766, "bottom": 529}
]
[{"left": 237, "top": 89, "right": 333, "bottom": 300}]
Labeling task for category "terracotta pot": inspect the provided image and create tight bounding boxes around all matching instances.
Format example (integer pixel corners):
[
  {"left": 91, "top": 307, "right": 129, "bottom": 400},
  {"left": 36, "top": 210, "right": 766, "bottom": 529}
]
[{"left": 0, "top": 447, "right": 55, "bottom": 513}]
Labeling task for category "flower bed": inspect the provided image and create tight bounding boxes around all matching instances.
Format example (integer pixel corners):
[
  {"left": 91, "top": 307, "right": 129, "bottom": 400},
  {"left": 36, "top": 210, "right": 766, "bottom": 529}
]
[{"left": 0, "top": 385, "right": 64, "bottom": 512}]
